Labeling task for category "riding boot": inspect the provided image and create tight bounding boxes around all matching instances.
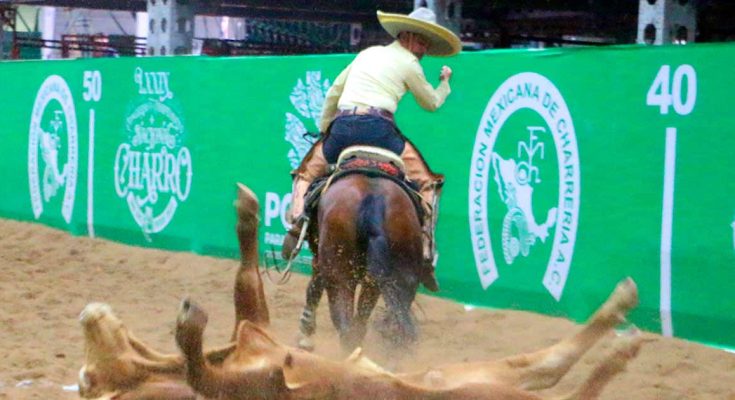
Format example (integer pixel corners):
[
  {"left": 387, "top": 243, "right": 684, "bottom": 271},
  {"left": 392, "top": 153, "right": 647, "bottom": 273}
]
[
  {"left": 420, "top": 222, "right": 439, "bottom": 292},
  {"left": 401, "top": 141, "right": 443, "bottom": 292},
  {"left": 282, "top": 177, "right": 312, "bottom": 260},
  {"left": 418, "top": 183, "right": 441, "bottom": 293}
]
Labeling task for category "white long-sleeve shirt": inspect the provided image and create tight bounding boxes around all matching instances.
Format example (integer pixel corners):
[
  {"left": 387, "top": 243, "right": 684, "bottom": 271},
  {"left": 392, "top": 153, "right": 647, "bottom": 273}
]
[{"left": 319, "top": 41, "right": 451, "bottom": 133}]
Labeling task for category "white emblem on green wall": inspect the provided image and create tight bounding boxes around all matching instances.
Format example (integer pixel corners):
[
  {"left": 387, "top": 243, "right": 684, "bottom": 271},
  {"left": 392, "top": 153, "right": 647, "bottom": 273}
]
[
  {"left": 469, "top": 72, "right": 580, "bottom": 301},
  {"left": 284, "top": 71, "right": 330, "bottom": 169},
  {"left": 492, "top": 127, "right": 558, "bottom": 265},
  {"left": 28, "top": 75, "right": 79, "bottom": 223},
  {"left": 114, "top": 68, "right": 192, "bottom": 235}
]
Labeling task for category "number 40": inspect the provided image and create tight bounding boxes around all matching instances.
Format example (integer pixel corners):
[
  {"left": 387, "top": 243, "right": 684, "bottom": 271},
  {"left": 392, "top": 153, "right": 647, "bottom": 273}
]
[{"left": 646, "top": 65, "right": 697, "bottom": 116}]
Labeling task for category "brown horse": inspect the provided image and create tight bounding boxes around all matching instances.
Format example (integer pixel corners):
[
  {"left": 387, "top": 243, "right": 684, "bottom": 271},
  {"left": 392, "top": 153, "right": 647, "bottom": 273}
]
[{"left": 297, "top": 168, "right": 424, "bottom": 353}]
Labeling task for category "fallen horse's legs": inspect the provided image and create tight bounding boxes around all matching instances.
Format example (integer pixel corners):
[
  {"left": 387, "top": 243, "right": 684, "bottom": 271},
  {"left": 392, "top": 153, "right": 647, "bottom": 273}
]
[
  {"left": 399, "top": 278, "right": 639, "bottom": 392},
  {"left": 499, "top": 278, "right": 639, "bottom": 391}
]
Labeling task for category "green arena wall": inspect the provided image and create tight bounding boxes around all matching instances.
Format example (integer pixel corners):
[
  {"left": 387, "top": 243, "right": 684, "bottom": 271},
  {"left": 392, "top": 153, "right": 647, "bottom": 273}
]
[{"left": 0, "top": 43, "right": 733, "bottom": 350}]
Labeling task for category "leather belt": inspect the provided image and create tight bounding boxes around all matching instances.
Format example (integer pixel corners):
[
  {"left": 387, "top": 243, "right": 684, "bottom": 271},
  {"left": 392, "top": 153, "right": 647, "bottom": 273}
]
[{"left": 335, "top": 106, "right": 394, "bottom": 123}]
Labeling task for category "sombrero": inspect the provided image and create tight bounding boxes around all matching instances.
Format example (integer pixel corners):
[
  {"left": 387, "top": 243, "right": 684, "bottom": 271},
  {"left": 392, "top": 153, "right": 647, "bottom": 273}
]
[{"left": 377, "top": 7, "right": 461, "bottom": 57}]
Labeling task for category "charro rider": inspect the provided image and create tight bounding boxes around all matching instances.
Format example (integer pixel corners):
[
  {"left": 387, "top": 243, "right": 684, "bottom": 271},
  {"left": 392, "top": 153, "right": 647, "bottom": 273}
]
[{"left": 283, "top": 7, "right": 461, "bottom": 292}]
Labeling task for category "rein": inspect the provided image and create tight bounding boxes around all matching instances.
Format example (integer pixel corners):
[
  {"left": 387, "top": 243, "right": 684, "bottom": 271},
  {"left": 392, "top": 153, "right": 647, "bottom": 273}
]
[{"left": 264, "top": 217, "right": 310, "bottom": 285}]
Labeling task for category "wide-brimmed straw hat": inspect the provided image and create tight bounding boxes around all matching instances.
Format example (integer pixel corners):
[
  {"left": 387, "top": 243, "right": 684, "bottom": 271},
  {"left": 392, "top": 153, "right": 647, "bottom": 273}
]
[{"left": 377, "top": 7, "right": 461, "bottom": 57}]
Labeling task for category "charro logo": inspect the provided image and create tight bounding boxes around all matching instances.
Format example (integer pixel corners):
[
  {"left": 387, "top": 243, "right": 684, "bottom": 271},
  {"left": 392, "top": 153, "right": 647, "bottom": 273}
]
[
  {"left": 284, "top": 71, "right": 330, "bottom": 169},
  {"left": 468, "top": 72, "right": 580, "bottom": 300},
  {"left": 114, "top": 67, "right": 192, "bottom": 235},
  {"left": 28, "top": 75, "right": 79, "bottom": 223}
]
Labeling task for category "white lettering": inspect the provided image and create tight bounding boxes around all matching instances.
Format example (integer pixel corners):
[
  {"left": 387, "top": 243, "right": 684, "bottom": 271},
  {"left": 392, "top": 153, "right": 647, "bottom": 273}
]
[
  {"left": 114, "top": 145, "right": 192, "bottom": 204},
  {"left": 264, "top": 192, "right": 280, "bottom": 227},
  {"left": 265, "top": 232, "right": 286, "bottom": 246},
  {"left": 646, "top": 65, "right": 697, "bottom": 116},
  {"left": 132, "top": 124, "right": 177, "bottom": 150},
  {"left": 134, "top": 67, "right": 174, "bottom": 102},
  {"left": 264, "top": 192, "right": 294, "bottom": 229}
]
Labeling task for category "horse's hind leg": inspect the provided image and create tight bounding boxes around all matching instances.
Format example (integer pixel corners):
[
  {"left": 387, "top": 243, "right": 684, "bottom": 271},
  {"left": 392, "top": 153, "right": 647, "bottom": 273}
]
[
  {"left": 352, "top": 281, "right": 381, "bottom": 345},
  {"left": 326, "top": 282, "right": 359, "bottom": 352},
  {"left": 374, "top": 276, "right": 419, "bottom": 350},
  {"left": 296, "top": 270, "right": 326, "bottom": 351},
  {"left": 494, "top": 278, "right": 639, "bottom": 391},
  {"left": 360, "top": 196, "right": 420, "bottom": 350}
]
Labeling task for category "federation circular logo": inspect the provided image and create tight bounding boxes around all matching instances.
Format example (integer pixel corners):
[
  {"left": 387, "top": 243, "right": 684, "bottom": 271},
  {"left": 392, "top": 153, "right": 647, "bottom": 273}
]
[
  {"left": 468, "top": 72, "right": 580, "bottom": 300},
  {"left": 28, "top": 75, "right": 78, "bottom": 223}
]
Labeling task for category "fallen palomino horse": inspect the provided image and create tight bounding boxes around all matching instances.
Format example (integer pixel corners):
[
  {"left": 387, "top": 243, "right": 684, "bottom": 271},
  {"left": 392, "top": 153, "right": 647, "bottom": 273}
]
[
  {"left": 77, "top": 183, "right": 644, "bottom": 399},
  {"left": 79, "top": 278, "right": 641, "bottom": 400}
]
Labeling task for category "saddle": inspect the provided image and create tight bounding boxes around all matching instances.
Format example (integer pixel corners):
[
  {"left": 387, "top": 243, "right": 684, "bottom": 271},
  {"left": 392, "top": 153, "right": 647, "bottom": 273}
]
[{"left": 303, "top": 146, "right": 425, "bottom": 221}]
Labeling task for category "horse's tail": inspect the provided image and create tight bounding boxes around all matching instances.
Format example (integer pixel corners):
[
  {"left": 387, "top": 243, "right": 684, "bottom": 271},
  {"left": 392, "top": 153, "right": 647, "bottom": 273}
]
[
  {"left": 357, "top": 190, "right": 418, "bottom": 346},
  {"left": 357, "top": 193, "right": 390, "bottom": 280}
]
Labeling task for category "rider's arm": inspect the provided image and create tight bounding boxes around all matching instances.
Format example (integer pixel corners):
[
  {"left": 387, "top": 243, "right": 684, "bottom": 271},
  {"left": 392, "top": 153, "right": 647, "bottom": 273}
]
[
  {"left": 319, "top": 63, "right": 352, "bottom": 133},
  {"left": 404, "top": 60, "right": 451, "bottom": 112}
]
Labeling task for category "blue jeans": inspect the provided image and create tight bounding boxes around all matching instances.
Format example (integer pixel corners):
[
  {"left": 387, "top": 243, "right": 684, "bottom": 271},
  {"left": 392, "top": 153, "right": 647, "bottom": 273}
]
[{"left": 322, "top": 115, "right": 405, "bottom": 164}]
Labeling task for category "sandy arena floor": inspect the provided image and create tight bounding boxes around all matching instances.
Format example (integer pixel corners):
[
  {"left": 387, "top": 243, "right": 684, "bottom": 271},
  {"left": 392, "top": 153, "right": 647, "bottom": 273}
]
[{"left": 0, "top": 218, "right": 733, "bottom": 399}]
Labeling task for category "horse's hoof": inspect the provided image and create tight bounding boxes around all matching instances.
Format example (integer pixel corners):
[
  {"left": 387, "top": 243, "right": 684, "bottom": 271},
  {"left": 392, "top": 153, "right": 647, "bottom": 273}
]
[
  {"left": 296, "top": 334, "right": 315, "bottom": 352},
  {"left": 614, "top": 325, "right": 643, "bottom": 357},
  {"left": 236, "top": 183, "right": 259, "bottom": 215},
  {"left": 603, "top": 278, "right": 639, "bottom": 324},
  {"left": 419, "top": 266, "right": 440, "bottom": 292},
  {"left": 421, "top": 275, "right": 440, "bottom": 292},
  {"left": 177, "top": 298, "right": 209, "bottom": 329},
  {"left": 615, "top": 278, "right": 639, "bottom": 311}
]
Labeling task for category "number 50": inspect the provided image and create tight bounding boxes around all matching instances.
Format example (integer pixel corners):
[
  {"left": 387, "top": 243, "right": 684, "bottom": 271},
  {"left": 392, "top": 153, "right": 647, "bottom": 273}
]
[
  {"left": 646, "top": 65, "right": 697, "bottom": 116},
  {"left": 83, "top": 70, "right": 102, "bottom": 102}
]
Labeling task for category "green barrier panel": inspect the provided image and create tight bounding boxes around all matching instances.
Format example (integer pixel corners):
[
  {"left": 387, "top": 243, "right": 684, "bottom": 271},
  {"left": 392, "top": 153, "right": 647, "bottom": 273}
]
[{"left": 0, "top": 43, "right": 733, "bottom": 350}]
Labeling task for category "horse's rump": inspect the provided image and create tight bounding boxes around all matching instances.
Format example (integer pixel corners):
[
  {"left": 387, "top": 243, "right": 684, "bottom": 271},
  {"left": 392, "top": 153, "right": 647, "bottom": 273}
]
[
  {"left": 311, "top": 170, "right": 423, "bottom": 350},
  {"left": 303, "top": 149, "right": 425, "bottom": 237}
]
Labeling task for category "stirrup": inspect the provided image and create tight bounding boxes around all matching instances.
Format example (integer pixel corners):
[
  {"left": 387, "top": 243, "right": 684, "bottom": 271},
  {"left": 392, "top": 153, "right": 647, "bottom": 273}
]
[
  {"left": 285, "top": 216, "right": 310, "bottom": 262},
  {"left": 270, "top": 217, "right": 310, "bottom": 286}
]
